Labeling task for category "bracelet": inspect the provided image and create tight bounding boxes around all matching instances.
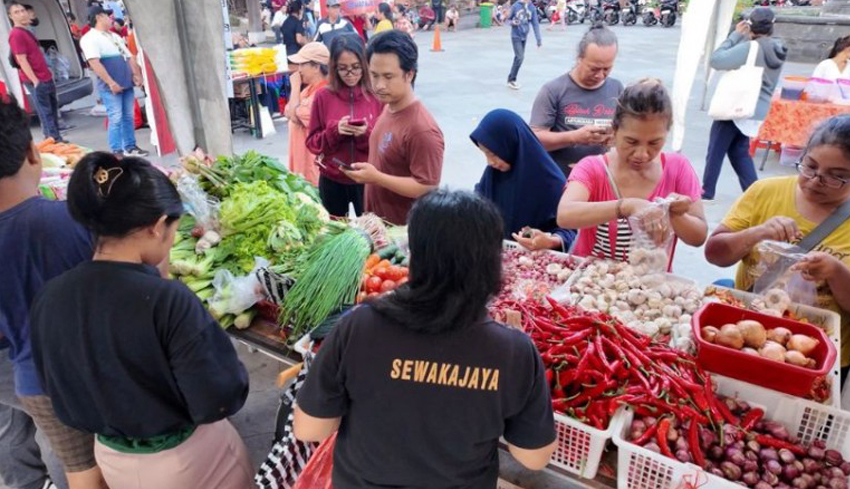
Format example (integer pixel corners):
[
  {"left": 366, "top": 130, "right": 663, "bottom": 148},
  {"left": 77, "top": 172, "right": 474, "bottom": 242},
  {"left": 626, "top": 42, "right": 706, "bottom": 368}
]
[{"left": 615, "top": 199, "right": 624, "bottom": 220}]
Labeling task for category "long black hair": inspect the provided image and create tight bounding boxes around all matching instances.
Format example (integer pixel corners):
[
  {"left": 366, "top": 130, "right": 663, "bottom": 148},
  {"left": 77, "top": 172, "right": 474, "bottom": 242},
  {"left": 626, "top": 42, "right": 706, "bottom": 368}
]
[
  {"left": 67, "top": 152, "right": 183, "bottom": 237},
  {"left": 370, "top": 190, "right": 504, "bottom": 334},
  {"left": 612, "top": 78, "right": 673, "bottom": 130},
  {"left": 378, "top": 2, "right": 393, "bottom": 21},
  {"left": 329, "top": 33, "right": 372, "bottom": 94},
  {"left": 828, "top": 36, "right": 850, "bottom": 60}
]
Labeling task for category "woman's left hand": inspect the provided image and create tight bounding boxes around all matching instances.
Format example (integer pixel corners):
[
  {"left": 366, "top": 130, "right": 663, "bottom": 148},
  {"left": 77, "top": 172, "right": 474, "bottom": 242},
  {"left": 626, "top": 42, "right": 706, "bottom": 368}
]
[
  {"left": 792, "top": 252, "right": 843, "bottom": 282},
  {"left": 511, "top": 228, "right": 561, "bottom": 251},
  {"left": 667, "top": 193, "right": 694, "bottom": 217}
]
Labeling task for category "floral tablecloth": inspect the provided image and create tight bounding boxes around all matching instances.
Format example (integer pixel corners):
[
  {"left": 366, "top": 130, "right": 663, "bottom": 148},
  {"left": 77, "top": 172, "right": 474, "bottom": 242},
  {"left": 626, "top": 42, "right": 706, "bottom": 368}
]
[{"left": 757, "top": 99, "right": 850, "bottom": 147}]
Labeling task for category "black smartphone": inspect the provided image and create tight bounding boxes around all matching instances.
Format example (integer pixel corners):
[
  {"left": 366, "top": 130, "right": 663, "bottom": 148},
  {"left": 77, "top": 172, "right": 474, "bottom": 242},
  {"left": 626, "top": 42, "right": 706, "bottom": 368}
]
[{"left": 331, "top": 157, "right": 355, "bottom": 171}]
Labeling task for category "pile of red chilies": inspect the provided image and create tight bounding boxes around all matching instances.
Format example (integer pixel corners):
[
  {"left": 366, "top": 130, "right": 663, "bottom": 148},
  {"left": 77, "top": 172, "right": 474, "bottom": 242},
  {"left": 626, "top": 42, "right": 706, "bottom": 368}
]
[{"left": 493, "top": 297, "right": 744, "bottom": 450}]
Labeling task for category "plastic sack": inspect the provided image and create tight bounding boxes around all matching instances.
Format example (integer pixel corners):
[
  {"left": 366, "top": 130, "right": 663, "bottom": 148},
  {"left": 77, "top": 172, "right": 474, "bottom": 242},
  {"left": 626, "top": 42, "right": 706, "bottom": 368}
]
[
  {"left": 46, "top": 47, "right": 70, "bottom": 82},
  {"left": 209, "top": 258, "right": 269, "bottom": 318},
  {"left": 751, "top": 240, "right": 817, "bottom": 308},
  {"left": 291, "top": 432, "right": 336, "bottom": 489},
  {"left": 175, "top": 174, "right": 220, "bottom": 234},
  {"left": 628, "top": 198, "right": 673, "bottom": 273}
]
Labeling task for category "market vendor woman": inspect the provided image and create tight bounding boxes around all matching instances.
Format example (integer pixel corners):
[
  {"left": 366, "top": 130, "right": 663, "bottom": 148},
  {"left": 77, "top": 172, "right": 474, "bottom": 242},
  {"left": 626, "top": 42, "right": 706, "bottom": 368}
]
[
  {"left": 706, "top": 115, "right": 850, "bottom": 382},
  {"left": 294, "top": 190, "right": 557, "bottom": 488},
  {"left": 557, "top": 79, "right": 707, "bottom": 267},
  {"left": 29, "top": 153, "right": 253, "bottom": 489}
]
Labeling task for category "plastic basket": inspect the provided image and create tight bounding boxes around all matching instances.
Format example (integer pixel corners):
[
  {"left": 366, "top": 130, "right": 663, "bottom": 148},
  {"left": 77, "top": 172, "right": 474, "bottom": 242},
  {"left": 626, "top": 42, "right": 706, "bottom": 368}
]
[
  {"left": 548, "top": 408, "right": 623, "bottom": 479},
  {"left": 613, "top": 375, "right": 850, "bottom": 489},
  {"left": 692, "top": 302, "right": 836, "bottom": 399}
]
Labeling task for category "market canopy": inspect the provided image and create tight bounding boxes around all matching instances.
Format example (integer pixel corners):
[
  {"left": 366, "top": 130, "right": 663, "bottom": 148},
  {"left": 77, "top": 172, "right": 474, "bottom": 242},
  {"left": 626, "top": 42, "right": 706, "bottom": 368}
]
[{"left": 671, "top": 0, "right": 738, "bottom": 151}]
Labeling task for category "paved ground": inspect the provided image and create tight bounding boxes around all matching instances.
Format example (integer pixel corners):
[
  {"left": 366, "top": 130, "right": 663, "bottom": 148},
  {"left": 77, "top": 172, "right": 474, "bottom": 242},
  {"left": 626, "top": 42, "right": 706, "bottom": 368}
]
[{"left": 21, "top": 22, "right": 816, "bottom": 489}]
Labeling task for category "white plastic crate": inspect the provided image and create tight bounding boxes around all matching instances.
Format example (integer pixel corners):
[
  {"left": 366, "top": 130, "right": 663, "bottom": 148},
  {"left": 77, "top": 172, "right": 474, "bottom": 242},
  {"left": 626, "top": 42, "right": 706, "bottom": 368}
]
[
  {"left": 548, "top": 408, "right": 623, "bottom": 479},
  {"left": 704, "top": 286, "right": 841, "bottom": 408},
  {"left": 612, "top": 375, "right": 850, "bottom": 489}
]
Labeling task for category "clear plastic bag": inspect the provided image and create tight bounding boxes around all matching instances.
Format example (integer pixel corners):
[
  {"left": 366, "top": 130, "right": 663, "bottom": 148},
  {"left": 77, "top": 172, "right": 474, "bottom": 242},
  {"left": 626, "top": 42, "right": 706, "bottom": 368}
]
[
  {"left": 208, "top": 258, "right": 269, "bottom": 318},
  {"left": 175, "top": 174, "right": 220, "bottom": 233},
  {"left": 628, "top": 198, "right": 674, "bottom": 273},
  {"left": 751, "top": 240, "right": 817, "bottom": 308}
]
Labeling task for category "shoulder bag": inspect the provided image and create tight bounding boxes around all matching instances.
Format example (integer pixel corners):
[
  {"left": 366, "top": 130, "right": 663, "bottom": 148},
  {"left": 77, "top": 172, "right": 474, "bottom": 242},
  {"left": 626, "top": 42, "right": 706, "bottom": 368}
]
[{"left": 708, "top": 41, "right": 763, "bottom": 121}]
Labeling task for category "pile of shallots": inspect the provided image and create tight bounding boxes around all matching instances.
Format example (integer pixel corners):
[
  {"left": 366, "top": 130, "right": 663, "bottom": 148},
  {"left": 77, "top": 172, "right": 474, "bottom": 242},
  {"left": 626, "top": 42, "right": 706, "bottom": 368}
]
[{"left": 701, "top": 320, "right": 821, "bottom": 369}]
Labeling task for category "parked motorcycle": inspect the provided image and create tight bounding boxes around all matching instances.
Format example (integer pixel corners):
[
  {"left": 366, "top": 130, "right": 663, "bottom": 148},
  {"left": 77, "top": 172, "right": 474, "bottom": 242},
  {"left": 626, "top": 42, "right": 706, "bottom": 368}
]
[
  {"left": 659, "top": 0, "right": 677, "bottom": 27},
  {"left": 602, "top": 0, "right": 621, "bottom": 25},
  {"left": 534, "top": 0, "right": 551, "bottom": 22},
  {"left": 622, "top": 0, "right": 639, "bottom": 25},
  {"left": 640, "top": 0, "right": 658, "bottom": 26},
  {"left": 565, "top": 0, "right": 587, "bottom": 23},
  {"left": 587, "top": 0, "right": 604, "bottom": 23}
]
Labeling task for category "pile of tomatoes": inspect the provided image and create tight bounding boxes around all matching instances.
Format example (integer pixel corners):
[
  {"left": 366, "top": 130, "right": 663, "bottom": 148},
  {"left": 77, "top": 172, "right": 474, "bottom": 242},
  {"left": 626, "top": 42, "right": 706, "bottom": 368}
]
[{"left": 357, "top": 255, "right": 409, "bottom": 302}]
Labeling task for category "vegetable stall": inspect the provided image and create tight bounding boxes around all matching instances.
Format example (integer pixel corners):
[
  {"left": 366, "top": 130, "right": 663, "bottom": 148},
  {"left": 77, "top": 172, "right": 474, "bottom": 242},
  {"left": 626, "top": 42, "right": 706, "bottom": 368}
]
[{"left": 163, "top": 151, "right": 850, "bottom": 489}]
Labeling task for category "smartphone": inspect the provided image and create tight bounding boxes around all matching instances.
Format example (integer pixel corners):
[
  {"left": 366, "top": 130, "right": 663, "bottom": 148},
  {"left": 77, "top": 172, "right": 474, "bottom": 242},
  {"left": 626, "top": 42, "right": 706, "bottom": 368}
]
[
  {"left": 331, "top": 157, "right": 355, "bottom": 171},
  {"left": 349, "top": 118, "right": 367, "bottom": 127}
]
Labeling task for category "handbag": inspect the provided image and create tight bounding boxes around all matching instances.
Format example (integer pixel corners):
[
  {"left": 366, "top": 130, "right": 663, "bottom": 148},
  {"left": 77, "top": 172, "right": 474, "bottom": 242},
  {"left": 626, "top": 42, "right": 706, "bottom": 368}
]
[{"left": 708, "top": 41, "right": 763, "bottom": 121}]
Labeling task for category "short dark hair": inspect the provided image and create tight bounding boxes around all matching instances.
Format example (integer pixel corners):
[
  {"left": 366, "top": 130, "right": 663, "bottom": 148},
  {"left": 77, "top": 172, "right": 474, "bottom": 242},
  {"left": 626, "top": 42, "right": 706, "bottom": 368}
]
[
  {"left": 286, "top": 0, "right": 302, "bottom": 15},
  {"left": 805, "top": 114, "right": 850, "bottom": 163},
  {"left": 367, "top": 29, "right": 417, "bottom": 75},
  {"left": 0, "top": 94, "right": 33, "bottom": 179},
  {"left": 612, "top": 78, "right": 673, "bottom": 130},
  {"left": 67, "top": 153, "right": 184, "bottom": 237},
  {"left": 7, "top": 1, "right": 25, "bottom": 13},
  {"left": 23, "top": 3, "right": 34, "bottom": 11},
  {"left": 370, "top": 190, "right": 504, "bottom": 334},
  {"left": 329, "top": 33, "right": 372, "bottom": 94},
  {"left": 378, "top": 2, "right": 393, "bottom": 21},
  {"left": 577, "top": 22, "right": 618, "bottom": 58}
]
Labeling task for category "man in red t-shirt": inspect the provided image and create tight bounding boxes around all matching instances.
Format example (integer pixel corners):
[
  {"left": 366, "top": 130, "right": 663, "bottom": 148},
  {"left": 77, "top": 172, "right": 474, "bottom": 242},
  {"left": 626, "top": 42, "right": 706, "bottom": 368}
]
[
  {"left": 342, "top": 30, "right": 444, "bottom": 225},
  {"left": 7, "top": 2, "right": 64, "bottom": 141}
]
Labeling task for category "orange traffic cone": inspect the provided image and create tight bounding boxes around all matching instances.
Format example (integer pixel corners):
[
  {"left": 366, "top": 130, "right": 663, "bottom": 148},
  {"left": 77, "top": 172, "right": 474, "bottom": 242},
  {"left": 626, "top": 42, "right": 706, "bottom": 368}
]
[{"left": 431, "top": 25, "right": 444, "bottom": 52}]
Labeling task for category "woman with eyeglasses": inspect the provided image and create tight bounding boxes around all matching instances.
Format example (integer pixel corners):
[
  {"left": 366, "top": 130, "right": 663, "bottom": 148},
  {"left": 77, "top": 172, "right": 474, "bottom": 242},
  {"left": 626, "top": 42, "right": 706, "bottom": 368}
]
[
  {"left": 306, "top": 33, "right": 383, "bottom": 217},
  {"left": 706, "top": 114, "right": 850, "bottom": 382}
]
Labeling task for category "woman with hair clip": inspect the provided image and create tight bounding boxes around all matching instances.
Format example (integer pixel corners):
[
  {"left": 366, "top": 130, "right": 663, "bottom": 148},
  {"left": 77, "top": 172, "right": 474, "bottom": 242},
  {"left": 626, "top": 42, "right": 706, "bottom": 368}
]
[
  {"left": 813, "top": 36, "right": 850, "bottom": 81},
  {"left": 28, "top": 153, "right": 253, "bottom": 489},
  {"left": 558, "top": 79, "right": 707, "bottom": 269},
  {"left": 293, "top": 189, "right": 557, "bottom": 487},
  {"left": 707, "top": 114, "right": 850, "bottom": 386},
  {"left": 306, "top": 33, "right": 383, "bottom": 217}
]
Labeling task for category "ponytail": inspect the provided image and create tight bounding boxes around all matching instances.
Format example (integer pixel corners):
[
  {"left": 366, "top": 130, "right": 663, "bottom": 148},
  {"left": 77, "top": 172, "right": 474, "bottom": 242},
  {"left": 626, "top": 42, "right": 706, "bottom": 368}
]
[{"left": 67, "top": 152, "right": 183, "bottom": 237}]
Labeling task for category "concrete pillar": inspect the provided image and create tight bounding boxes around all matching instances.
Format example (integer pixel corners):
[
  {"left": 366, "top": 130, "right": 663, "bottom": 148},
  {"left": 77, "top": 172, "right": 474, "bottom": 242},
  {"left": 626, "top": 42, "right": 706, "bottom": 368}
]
[
  {"left": 68, "top": 0, "right": 88, "bottom": 21},
  {"left": 246, "top": 0, "right": 265, "bottom": 44},
  {"left": 124, "top": 0, "right": 233, "bottom": 156}
]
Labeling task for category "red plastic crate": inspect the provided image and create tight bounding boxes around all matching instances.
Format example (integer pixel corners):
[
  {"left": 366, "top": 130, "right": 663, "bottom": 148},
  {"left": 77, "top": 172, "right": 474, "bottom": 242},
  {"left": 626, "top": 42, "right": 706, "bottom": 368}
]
[{"left": 691, "top": 302, "right": 836, "bottom": 398}]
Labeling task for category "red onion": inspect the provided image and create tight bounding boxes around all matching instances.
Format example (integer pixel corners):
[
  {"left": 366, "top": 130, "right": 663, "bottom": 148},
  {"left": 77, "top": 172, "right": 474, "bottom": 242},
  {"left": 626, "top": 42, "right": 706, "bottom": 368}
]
[
  {"left": 743, "top": 460, "right": 758, "bottom": 473},
  {"left": 742, "top": 472, "right": 760, "bottom": 486},
  {"left": 675, "top": 450, "right": 691, "bottom": 463},
  {"left": 826, "top": 467, "right": 845, "bottom": 479},
  {"left": 763, "top": 471, "right": 780, "bottom": 485},
  {"left": 746, "top": 450, "right": 760, "bottom": 462},
  {"left": 709, "top": 445, "right": 725, "bottom": 460},
  {"left": 721, "top": 461, "right": 742, "bottom": 481},
  {"left": 809, "top": 445, "right": 826, "bottom": 461},
  {"left": 784, "top": 464, "right": 801, "bottom": 481},
  {"left": 779, "top": 448, "right": 797, "bottom": 464},
  {"left": 840, "top": 461, "right": 850, "bottom": 476},
  {"left": 675, "top": 437, "right": 689, "bottom": 452},
  {"left": 709, "top": 468, "right": 725, "bottom": 478},
  {"left": 791, "top": 477, "right": 808, "bottom": 489},
  {"left": 746, "top": 440, "right": 761, "bottom": 453},
  {"left": 754, "top": 482, "right": 773, "bottom": 489},
  {"left": 761, "top": 448, "right": 780, "bottom": 462},
  {"left": 643, "top": 442, "right": 660, "bottom": 454},
  {"left": 803, "top": 458, "right": 824, "bottom": 472},
  {"left": 766, "top": 459, "right": 783, "bottom": 475},
  {"left": 824, "top": 450, "right": 843, "bottom": 467},
  {"left": 667, "top": 428, "right": 679, "bottom": 442},
  {"left": 827, "top": 477, "right": 848, "bottom": 489},
  {"left": 814, "top": 440, "right": 827, "bottom": 450},
  {"left": 727, "top": 450, "right": 747, "bottom": 466}
]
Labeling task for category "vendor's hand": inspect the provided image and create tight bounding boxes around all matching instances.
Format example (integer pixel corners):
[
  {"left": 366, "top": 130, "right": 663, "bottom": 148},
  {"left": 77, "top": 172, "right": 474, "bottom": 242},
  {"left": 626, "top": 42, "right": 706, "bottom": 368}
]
[
  {"left": 667, "top": 192, "right": 694, "bottom": 217},
  {"left": 511, "top": 228, "right": 561, "bottom": 251},
  {"left": 108, "top": 81, "right": 122, "bottom": 94},
  {"left": 792, "top": 252, "right": 843, "bottom": 282},
  {"left": 735, "top": 20, "right": 751, "bottom": 37},
  {"left": 342, "top": 162, "right": 381, "bottom": 184},
  {"left": 757, "top": 216, "right": 802, "bottom": 243},
  {"left": 572, "top": 125, "right": 611, "bottom": 145}
]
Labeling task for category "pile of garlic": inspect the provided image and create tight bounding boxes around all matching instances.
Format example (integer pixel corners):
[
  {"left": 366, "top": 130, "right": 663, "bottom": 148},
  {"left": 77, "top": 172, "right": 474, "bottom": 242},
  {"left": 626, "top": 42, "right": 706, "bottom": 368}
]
[{"left": 567, "top": 260, "right": 703, "bottom": 352}]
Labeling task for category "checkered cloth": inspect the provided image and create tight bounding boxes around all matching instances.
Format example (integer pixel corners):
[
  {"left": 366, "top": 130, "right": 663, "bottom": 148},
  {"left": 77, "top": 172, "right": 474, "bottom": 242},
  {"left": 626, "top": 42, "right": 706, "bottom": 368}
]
[{"left": 255, "top": 354, "right": 318, "bottom": 489}]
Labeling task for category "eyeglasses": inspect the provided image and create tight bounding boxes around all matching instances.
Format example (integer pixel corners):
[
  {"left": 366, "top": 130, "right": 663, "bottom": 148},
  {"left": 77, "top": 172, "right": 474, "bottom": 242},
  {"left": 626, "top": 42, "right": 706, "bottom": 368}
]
[
  {"left": 796, "top": 162, "right": 850, "bottom": 189},
  {"left": 337, "top": 66, "right": 362, "bottom": 76}
]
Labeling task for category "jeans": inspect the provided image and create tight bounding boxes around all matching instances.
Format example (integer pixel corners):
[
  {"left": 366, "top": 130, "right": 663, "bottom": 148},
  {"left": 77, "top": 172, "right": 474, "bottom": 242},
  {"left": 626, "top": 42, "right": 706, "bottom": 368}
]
[
  {"left": 273, "top": 26, "right": 283, "bottom": 44},
  {"left": 99, "top": 87, "right": 136, "bottom": 153},
  {"left": 702, "top": 120, "right": 758, "bottom": 199},
  {"left": 433, "top": 4, "right": 445, "bottom": 22},
  {"left": 25, "top": 81, "right": 61, "bottom": 140},
  {"left": 0, "top": 359, "right": 50, "bottom": 489},
  {"left": 508, "top": 37, "right": 527, "bottom": 82},
  {"left": 319, "top": 176, "right": 364, "bottom": 218}
]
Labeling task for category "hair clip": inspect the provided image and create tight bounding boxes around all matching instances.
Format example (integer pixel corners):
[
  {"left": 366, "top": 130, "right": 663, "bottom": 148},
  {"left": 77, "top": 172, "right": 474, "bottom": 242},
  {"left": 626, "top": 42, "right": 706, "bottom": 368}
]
[{"left": 94, "top": 167, "right": 124, "bottom": 198}]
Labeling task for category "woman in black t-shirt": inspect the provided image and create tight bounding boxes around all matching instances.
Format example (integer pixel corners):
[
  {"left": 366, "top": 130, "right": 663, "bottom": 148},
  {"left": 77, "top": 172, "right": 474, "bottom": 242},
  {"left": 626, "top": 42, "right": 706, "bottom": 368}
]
[
  {"left": 295, "top": 190, "right": 556, "bottom": 489},
  {"left": 282, "top": 1, "right": 307, "bottom": 63},
  {"left": 29, "top": 153, "right": 252, "bottom": 489}
]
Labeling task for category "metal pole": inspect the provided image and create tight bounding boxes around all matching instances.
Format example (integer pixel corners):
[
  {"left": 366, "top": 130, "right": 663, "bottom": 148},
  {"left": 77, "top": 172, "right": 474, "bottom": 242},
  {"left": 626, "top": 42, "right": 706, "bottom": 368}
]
[{"left": 173, "top": 0, "right": 207, "bottom": 149}]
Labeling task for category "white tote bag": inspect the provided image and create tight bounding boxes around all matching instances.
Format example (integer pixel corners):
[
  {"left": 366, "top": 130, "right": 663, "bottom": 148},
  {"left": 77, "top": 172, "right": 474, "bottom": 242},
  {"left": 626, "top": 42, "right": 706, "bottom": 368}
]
[{"left": 708, "top": 41, "right": 763, "bottom": 121}]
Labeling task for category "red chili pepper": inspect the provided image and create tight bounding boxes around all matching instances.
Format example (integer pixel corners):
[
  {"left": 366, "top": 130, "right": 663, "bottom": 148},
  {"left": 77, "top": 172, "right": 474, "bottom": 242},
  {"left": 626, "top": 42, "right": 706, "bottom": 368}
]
[
  {"left": 689, "top": 421, "right": 706, "bottom": 468},
  {"left": 534, "top": 317, "right": 564, "bottom": 334},
  {"left": 633, "top": 420, "right": 659, "bottom": 445},
  {"left": 573, "top": 342, "right": 594, "bottom": 380},
  {"left": 552, "top": 399, "right": 569, "bottom": 412},
  {"left": 740, "top": 408, "right": 764, "bottom": 431},
  {"left": 754, "top": 434, "right": 807, "bottom": 456},
  {"left": 558, "top": 369, "right": 576, "bottom": 387},
  {"left": 711, "top": 395, "right": 739, "bottom": 426},
  {"left": 692, "top": 391, "right": 710, "bottom": 413},
  {"left": 680, "top": 406, "right": 709, "bottom": 425},
  {"left": 545, "top": 369, "right": 554, "bottom": 386},
  {"left": 594, "top": 334, "right": 613, "bottom": 373},
  {"left": 560, "top": 328, "right": 594, "bottom": 345},
  {"left": 657, "top": 418, "right": 674, "bottom": 458}
]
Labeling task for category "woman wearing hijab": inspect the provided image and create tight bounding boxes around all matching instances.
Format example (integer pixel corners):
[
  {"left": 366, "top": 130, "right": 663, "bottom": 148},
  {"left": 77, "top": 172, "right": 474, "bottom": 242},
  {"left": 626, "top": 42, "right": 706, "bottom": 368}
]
[{"left": 471, "top": 109, "right": 576, "bottom": 251}]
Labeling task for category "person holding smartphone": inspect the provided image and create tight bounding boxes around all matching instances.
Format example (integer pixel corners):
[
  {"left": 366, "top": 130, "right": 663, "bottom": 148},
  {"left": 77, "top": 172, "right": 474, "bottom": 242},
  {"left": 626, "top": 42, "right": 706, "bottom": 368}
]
[{"left": 307, "top": 34, "right": 383, "bottom": 217}]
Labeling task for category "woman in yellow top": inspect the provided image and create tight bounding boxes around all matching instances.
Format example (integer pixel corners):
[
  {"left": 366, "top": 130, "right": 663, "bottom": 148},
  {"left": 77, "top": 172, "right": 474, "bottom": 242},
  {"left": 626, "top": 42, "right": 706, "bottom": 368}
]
[
  {"left": 706, "top": 115, "right": 850, "bottom": 383},
  {"left": 374, "top": 3, "right": 394, "bottom": 33}
]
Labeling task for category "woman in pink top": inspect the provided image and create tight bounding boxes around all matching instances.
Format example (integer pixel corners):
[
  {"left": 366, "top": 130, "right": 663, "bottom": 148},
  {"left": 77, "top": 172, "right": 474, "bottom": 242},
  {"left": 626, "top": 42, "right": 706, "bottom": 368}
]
[{"left": 557, "top": 79, "right": 708, "bottom": 266}]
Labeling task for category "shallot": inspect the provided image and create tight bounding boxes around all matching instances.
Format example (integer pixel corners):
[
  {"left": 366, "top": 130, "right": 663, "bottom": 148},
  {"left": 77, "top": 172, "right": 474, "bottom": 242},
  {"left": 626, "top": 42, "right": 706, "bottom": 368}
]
[
  {"left": 767, "top": 326, "right": 793, "bottom": 346},
  {"left": 788, "top": 335, "right": 820, "bottom": 356},
  {"left": 786, "top": 350, "right": 813, "bottom": 368},
  {"left": 716, "top": 323, "right": 745, "bottom": 349},
  {"left": 702, "top": 326, "right": 719, "bottom": 343},
  {"left": 760, "top": 341, "right": 787, "bottom": 362},
  {"left": 738, "top": 319, "right": 767, "bottom": 348}
]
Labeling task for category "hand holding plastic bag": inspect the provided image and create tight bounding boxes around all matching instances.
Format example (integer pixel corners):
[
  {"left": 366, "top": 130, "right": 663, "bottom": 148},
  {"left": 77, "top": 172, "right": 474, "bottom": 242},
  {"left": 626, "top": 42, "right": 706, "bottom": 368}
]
[
  {"left": 751, "top": 240, "right": 817, "bottom": 308},
  {"left": 628, "top": 198, "right": 674, "bottom": 272},
  {"left": 292, "top": 432, "right": 336, "bottom": 489}
]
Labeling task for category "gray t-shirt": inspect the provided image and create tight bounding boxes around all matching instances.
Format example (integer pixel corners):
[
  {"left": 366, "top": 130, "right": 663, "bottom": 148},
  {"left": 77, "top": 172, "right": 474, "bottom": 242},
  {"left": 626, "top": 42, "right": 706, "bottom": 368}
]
[{"left": 530, "top": 74, "right": 624, "bottom": 176}]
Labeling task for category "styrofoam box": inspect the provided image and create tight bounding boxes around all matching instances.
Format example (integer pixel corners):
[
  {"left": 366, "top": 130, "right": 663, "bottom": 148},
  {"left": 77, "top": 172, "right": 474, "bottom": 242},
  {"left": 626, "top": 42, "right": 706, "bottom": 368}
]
[
  {"left": 613, "top": 375, "right": 850, "bottom": 489},
  {"left": 705, "top": 286, "right": 841, "bottom": 408},
  {"left": 549, "top": 409, "right": 624, "bottom": 479}
]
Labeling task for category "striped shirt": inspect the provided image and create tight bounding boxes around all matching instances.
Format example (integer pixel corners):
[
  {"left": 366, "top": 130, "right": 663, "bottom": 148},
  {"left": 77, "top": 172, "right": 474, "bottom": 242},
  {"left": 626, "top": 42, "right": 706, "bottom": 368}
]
[{"left": 592, "top": 218, "right": 632, "bottom": 261}]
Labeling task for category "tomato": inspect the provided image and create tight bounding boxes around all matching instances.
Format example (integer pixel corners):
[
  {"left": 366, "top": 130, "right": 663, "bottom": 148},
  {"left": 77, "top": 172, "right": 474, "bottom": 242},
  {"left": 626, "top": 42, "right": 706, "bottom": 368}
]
[
  {"left": 365, "top": 254, "right": 381, "bottom": 271},
  {"left": 397, "top": 276, "right": 408, "bottom": 285},
  {"left": 380, "top": 279, "right": 397, "bottom": 293},
  {"left": 374, "top": 267, "right": 390, "bottom": 280},
  {"left": 400, "top": 267, "right": 409, "bottom": 277},
  {"left": 377, "top": 259, "right": 392, "bottom": 269},
  {"left": 366, "top": 276, "right": 383, "bottom": 293},
  {"left": 385, "top": 266, "right": 404, "bottom": 282}
]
